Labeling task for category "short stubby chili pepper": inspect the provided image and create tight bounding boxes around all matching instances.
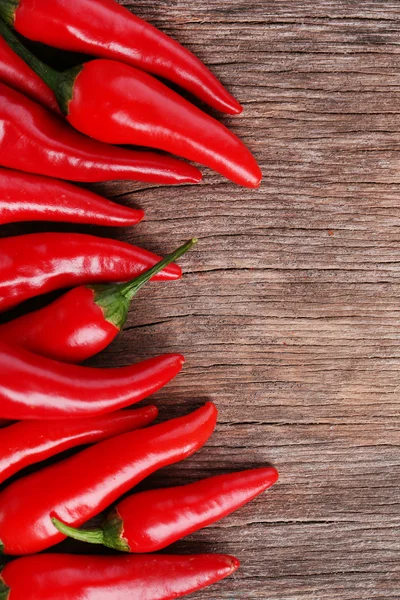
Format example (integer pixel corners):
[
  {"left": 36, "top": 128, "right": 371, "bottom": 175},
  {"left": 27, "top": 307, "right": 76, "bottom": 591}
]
[
  {"left": 0, "top": 83, "right": 201, "bottom": 184},
  {"left": 0, "top": 406, "right": 158, "bottom": 485},
  {"left": 0, "top": 25, "right": 261, "bottom": 188},
  {"left": 0, "top": 553, "right": 240, "bottom": 599},
  {"left": 53, "top": 467, "right": 279, "bottom": 553},
  {"left": 0, "top": 167, "right": 144, "bottom": 226},
  {"left": 0, "top": 343, "right": 184, "bottom": 420},
  {"left": 0, "top": 35, "right": 59, "bottom": 113},
  {"left": 0, "top": 402, "right": 217, "bottom": 555},
  {"left": 0, "top": 0, "right": 242, "bottom": 115},
  {"left": 0, "top": 232, "right": 181, "bottom": 313},
  {"left": 0, "top": 239, "right": 197, "bottom": 363}
]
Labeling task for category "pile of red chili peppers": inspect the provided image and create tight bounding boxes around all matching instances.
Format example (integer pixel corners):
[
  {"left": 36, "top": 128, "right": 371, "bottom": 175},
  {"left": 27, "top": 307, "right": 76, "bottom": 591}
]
[{"left": 0, "top": 2, "right": 276, "bottom": 599}]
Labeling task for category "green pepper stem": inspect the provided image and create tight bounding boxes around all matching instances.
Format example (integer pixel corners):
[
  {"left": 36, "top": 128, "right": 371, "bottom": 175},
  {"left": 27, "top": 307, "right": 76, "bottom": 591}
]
[
  {"left": 52, "top": 517, "right": 105, "bottom": 546},
  {"left": 0, "top": 0, "right": 19, "bottom": 26},
  {"left": 0, "top": 18, "right": 79, "bottom": 114},
  {"left": 0, "top": 19, "right": 60, "bottom": 92},
  {"left": 118, "top": 237, "right": 198, "bottom": 300},
  {"left": 0, "top": 579, "right": 10, "bottom": 600},
  {"left": 92, "top": 238, "right": 198, "bottom": 329}
]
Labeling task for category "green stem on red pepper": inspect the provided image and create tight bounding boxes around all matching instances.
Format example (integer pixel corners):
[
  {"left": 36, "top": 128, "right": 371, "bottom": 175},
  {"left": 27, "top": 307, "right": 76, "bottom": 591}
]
[
  {"left": 92, "top": 238, "right": 197, "bottom": 329},
  {"left": 0, "top": 19, "right": 63, "bottom": 98}
]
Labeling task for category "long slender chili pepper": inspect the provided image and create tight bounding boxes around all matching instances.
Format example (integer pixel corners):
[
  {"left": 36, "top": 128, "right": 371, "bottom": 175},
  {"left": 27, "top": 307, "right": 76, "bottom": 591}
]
[
  {"left": 0, "top": 238, "right": 197, "bottom": 363},
  {"left": 0, "top": 24, "right": 260, "bottom": 188},
  {"left": 0, "top": 232, "right": 181, "bottom": 313},
  {"left": 0, "top": 0, "right": 242, "bottom": 115},
  {"left": 0, "top": 553, "right": 240, "bottom": 599},
  {"left": 0, "top": 83, "right": 201, "bottom": 184},
  {"left": 53, "top": 467, "right": 279, "bottom": 553},
  {"left": 0, "top": 343, "right": 184, "bottom": 420},
  {"left": 0, "top": 35, "right": 59, "bottom": 113},
  {"left": 0, "top": 403, "right": 218, "bottom": 555},
  {"left": 0, "top": 407, "right": 158, "bottom": 485},
  {"left": 0, "top": 167, "right": 144, "bottom": 226}
]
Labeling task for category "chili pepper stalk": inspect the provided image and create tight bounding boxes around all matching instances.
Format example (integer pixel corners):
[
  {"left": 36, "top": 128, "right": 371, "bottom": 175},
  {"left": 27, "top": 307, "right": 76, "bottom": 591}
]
[
  {"left": 91, "top": 237, "right": 197, "bottom": 329},
  {"left": 0, "top": 21, "right": 261, "bottom": 188},
  {"left": 0, "top": 35, "right": 59, "bottom": 112},
  {"left": 52, "top": 467, "right": 279, "bottom": 553}
]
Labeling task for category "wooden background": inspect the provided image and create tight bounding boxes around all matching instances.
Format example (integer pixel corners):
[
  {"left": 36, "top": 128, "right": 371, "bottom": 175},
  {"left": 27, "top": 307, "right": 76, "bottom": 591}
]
[{"left": 17, "top": 1, "right": 400, "bottom": 598}]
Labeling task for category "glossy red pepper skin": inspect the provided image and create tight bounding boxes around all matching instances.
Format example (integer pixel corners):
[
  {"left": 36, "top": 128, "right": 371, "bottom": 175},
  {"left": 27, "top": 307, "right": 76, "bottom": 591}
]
[
  {"left": 0, "top": 232, "right": 181, "bottom": 313},
  {"left": 0, "top": 83, "right": 201, "bottom": 184},
  {"left": 0, "top": 406, "right": 158, "bottom": 485},
  {"left": 65, "top": 61, "right": 261, "bottom": 188},
  {"left": 0, "top": 403, "right": 217, "bottom": 555},
  {"left": 0, "top": 36, "right": 59, "bottom": 113},
  {"left": 0, "top": 0, "right": 242, "bottom": 115},
  {"left": 54, "top": 467, "right": 279, "bottom": 553},
  {"left": 0, "top": 239, "right": 196, "bottom": 363},
  {"left": 0, "top": 553, "right": 240, "bottom": 599},
  {"left": 0, "top": 286, "right": 117, "bottom": 363},
  {"left": 0, "top": 343, "right": 184, "bottom": 420},
  {"left": 0, "top": 167, "right": 144, "bottom": 226}
]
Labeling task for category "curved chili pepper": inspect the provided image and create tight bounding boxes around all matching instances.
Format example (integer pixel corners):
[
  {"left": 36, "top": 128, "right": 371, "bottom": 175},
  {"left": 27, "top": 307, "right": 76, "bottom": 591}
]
[
  {"left": 0, "top": 35, "right": 59, "bottom": 113},
  {"left": 0, "top": 553, "right": 240, "bottom": 599},
  {"left": 0, "top": 402, "right": 218, "bottom": 555},
  {"left": 0, "top": 24, "right": 260, "bottom": 188},
  {"left": 53, "top": 467, "right": 279, "bottom": 553},
  {"left": 0, "top": 406, "right": 158, "bottom": 485},
  {"left": 0, "top": 232, "right": 181, "bottom": 313},
  {"left": 0, "top": 83, "right": 201, "bottom": 184},
  {"left": 0, "top": 0, "right": 242, "bottom": 115},
  {"left": 0, "top": 343, "right": 184, "bottom": 420},
  {"left": 0, "top": 167, "right": 144, "bottom": 226},
  {"left": 0, "top": 238, "right": 196, "bottom": 362}
]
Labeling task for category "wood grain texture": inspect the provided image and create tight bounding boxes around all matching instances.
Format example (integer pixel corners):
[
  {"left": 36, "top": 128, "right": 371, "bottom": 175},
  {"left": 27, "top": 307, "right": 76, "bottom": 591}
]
[
  {"left": 5, "top": 1, "right": 400, "bottom": 598},
  {"left": 92, "top": 1, "right": 400, "bottom": 598}
]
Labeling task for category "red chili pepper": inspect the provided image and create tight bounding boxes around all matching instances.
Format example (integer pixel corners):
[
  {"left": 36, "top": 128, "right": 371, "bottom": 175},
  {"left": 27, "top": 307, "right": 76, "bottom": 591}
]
[
  {"left": 0, "top": 238, "right": 196, "bottom": 362},
  {"left": 0, "top": 406, "right": 158, "bottom": 485},
  {"left": 53, "top": 467, "right": 279, "bottom": 553},
  {"left": 0, "top": 232, "right": 181, "bottom": 313},
  {"left": 0, "top": 553, "right": 239, "bottom": 599},
  {"left": 0, "top": 402, "right": 217, "bottom": 555},
  {"left": 0, "top": 35, "right": 59, "bottom": 113},
  {"left": 0, "top": 83, "right": 201, "bottom": 184},
  {"left": 0, "top": 24, "right": 260, "bottom": 188},
  {"left": 0, "top": 343, "right": 184, "bottom": 420},
  {"left": 0, "top": 167, "right": 144, "bottom": 226},
  {"left": 0, "top": 0, "right": 242, "bottom": 115}
]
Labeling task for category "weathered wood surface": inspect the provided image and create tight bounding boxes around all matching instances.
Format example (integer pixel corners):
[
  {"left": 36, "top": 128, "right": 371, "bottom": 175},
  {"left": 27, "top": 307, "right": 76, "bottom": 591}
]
[
  {"left": 90, "top": 1, "right": 400, "bottom": 598},
  {"left": 7, "top": 1, "right": 400, "bottom": 598}
]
